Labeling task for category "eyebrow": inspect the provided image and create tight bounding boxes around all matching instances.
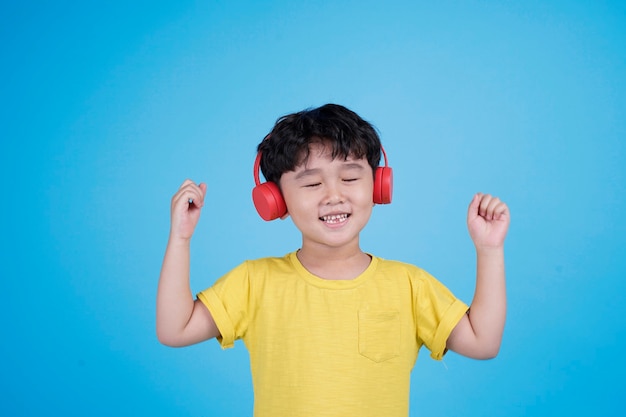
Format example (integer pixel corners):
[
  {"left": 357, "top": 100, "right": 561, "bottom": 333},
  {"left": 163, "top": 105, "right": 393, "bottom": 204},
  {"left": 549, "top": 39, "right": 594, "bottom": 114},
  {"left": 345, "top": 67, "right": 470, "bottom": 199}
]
[
  {"left": 293, "top": 162, "right": 365, "bottom": 180},
  {"left": 294, "top": 168, "right": 321, "bottom": 180}
]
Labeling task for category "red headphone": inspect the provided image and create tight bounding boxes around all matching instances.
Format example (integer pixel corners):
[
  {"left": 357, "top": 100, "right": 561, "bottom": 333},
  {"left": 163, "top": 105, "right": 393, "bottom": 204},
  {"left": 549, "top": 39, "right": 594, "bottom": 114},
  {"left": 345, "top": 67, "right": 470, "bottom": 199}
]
[{"left": 252, "top": 145, "right": 393, "bottom": 221}]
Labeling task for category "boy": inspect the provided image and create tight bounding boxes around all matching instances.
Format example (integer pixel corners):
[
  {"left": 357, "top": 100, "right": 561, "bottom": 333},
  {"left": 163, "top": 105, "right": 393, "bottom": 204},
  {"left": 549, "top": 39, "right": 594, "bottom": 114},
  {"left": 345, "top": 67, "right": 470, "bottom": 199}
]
[{"left": 157, "top": 104, "right": 509, "bottom": 417}]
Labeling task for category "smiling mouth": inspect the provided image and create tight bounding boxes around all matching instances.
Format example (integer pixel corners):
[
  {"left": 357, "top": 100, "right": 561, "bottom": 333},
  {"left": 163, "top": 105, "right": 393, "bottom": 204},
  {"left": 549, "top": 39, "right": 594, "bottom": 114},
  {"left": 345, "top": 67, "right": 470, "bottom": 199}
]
[{"left": 320, "top": 214, "right": 350, "bottom": 224}]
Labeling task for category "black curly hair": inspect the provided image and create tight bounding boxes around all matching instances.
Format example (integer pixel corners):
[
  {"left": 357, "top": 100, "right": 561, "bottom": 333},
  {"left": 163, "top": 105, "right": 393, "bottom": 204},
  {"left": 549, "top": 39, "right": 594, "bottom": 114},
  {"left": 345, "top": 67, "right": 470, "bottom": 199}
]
[{"left": 257, "top": 104, "right": 382, "bottom": 185}]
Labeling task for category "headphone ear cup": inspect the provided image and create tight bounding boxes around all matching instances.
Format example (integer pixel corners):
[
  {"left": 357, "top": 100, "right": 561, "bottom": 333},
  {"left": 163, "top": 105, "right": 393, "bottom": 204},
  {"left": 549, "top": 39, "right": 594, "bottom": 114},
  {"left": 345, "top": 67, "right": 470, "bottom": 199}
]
[
  {"left": 252, "top": 181, "right": 287, "bottom": 221},
  {"left": 373, "top": 166, "right": 393, "bottom": 204}
]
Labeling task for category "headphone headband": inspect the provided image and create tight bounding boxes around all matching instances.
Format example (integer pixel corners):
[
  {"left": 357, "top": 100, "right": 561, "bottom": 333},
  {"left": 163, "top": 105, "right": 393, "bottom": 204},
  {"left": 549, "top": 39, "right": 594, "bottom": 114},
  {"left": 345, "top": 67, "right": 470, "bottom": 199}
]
[
  {"left": 380, "top": 145, "right": 389, "bottom": 168},
  {"left": 253, "top": 151, "right": 263, "bottom": 186}
]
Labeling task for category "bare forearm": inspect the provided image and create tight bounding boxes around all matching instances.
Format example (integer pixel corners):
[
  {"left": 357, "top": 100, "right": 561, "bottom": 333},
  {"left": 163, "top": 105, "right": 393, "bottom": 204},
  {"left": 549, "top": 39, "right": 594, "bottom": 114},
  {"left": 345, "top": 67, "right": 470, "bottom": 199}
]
[
  {"left": 467, "top": 247, "right": 507, "bottom": 355},
  {"left": 156, "top": 237, "right": 195, "bottom": 345}
]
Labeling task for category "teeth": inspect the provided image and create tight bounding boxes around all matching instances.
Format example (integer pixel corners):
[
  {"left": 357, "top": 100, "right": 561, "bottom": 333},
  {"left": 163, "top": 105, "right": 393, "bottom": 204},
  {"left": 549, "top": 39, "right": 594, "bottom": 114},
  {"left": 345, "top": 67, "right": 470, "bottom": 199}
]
[{"left": 321, "top": 214, "right": 349, "bottom": 223}]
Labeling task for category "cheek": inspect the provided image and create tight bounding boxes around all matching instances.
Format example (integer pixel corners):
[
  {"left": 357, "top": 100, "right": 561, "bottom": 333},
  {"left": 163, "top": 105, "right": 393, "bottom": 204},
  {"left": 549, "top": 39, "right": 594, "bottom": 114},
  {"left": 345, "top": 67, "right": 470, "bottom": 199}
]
[
  {"left": 360, "top": 181, "right": 375, "bottom": 204},
  {"left": 283, "top": 190, "right": 311, "bottom": 215}
]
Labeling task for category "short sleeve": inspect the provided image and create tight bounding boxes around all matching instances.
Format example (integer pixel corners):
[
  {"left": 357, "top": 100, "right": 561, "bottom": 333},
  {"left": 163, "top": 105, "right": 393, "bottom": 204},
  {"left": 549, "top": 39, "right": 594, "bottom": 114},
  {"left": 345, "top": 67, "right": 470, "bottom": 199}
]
[
  {"left": 414, "top": 271, "right": 469, "bottom": 360},
  {"left": 197, "top": 262, "right": 252, "bottom": 349}
]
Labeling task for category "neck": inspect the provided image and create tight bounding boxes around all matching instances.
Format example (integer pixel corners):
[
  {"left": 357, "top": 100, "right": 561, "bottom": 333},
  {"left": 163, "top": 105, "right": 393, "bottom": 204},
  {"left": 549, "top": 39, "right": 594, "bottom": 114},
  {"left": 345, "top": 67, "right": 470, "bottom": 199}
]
[{"left": 297, "top": 243, "right": 371, "bottom": 280}]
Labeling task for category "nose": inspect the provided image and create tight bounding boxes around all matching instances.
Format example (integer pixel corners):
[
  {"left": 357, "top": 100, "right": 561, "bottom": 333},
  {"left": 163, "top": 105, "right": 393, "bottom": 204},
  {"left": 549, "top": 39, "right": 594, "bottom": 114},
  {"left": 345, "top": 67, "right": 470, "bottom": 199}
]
[{"left": 324, "top": 181, "right": 344, "bottom": 205}]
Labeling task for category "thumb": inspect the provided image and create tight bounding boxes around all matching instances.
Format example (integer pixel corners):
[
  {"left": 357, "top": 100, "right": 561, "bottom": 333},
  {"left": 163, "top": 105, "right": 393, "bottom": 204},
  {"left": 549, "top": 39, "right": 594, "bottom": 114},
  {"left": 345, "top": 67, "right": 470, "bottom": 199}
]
[{"left": 198, "top": 183, "right": 208, "bottom": 206}]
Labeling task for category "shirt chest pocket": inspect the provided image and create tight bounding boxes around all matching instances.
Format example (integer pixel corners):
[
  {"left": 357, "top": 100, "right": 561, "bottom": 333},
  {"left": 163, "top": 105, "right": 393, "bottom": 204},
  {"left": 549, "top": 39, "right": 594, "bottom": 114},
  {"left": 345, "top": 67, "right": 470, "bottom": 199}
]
[{"left": 358, "top": 310, "right": 401, "bottom": 363}]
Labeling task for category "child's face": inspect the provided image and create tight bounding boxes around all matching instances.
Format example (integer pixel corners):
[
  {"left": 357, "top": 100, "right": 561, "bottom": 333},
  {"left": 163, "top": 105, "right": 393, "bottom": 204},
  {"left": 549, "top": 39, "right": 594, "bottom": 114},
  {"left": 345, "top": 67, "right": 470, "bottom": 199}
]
[{"left": 279, "top": 141, "right": 374, "bottom": 252}]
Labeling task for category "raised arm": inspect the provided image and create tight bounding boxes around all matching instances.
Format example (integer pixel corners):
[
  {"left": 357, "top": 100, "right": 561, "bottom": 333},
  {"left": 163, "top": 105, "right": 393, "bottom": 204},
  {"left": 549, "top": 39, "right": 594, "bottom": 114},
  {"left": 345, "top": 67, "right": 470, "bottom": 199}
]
[
  {"left": 446, "top": 193, "right": 510, "bottom": 359},
  {"left": 156, "top": 179, "right": 220, "bottom": 347}
]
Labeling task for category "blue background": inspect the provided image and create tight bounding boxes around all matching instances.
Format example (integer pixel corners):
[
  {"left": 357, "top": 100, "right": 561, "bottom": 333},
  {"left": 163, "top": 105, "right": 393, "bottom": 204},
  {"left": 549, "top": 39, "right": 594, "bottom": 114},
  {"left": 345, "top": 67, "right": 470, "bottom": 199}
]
[{"left": 2, "top": 1, "right": 625, "bottom": 416}]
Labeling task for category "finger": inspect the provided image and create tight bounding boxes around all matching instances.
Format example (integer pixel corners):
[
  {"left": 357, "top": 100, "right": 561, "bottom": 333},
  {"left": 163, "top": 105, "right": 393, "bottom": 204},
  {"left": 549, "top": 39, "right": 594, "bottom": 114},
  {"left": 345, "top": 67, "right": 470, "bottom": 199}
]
[
  {"left": 477, "top": 193, "right": 493, "bottom": 218},
  {"left": 484, "top": 196, "right": 510, "bottom": 221},
  {"left": 176, "top": 179, "right": 197, "bottom": 198},
  {"left": 197, "top": 183, "right": 208, "bottom": 206},
  {"left": 188, "top": 183, "right": 208, "bottom": 207},
  {"left": 468, "top": 193, "right": 482, "bottom": 215},
  {"left": 485, "top": 196, "right": 502, "bottom": 220},
  {"left": 187, "top": 187, "right": 204, "bottom": 208},
  {"left": 173, "top": 180, "right": 205, "bottom": 208},
  {"left": 492, "top": 201, "right": 510, "bottom": 221}
]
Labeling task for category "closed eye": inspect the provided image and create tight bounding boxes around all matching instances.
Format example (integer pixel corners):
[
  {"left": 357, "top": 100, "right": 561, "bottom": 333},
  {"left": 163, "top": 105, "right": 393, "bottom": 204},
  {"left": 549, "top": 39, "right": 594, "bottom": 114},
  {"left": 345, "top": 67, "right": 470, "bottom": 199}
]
[
  {"left": 343, "top": 178, "right": 359, "bottom": 182},
  {"left": 304, "top": 183, "right": 321, "bottom": 188}
]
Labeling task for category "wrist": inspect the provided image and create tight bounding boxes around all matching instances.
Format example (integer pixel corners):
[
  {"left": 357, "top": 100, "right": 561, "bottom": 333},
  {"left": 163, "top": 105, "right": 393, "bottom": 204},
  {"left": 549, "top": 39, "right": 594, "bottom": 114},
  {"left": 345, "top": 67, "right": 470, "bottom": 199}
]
[
  {"left": 168, "top": 234, "right": 192, "bottom": 247},
  {"left": 474, "top": 245, "right": 504, "bottom": 257}
]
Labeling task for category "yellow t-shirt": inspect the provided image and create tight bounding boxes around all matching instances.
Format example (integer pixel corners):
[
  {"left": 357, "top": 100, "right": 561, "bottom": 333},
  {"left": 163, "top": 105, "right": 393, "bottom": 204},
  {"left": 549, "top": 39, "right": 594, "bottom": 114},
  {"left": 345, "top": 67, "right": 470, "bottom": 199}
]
[{"left": 197, "top": 252, "right": 468, "bottom": 417}]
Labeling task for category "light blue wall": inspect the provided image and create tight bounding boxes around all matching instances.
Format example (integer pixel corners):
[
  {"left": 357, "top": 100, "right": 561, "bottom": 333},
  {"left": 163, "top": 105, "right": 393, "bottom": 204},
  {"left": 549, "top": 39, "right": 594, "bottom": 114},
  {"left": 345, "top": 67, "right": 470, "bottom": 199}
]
[{"left": 2, "top": 1, "right": 625, "bottom": 416}]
